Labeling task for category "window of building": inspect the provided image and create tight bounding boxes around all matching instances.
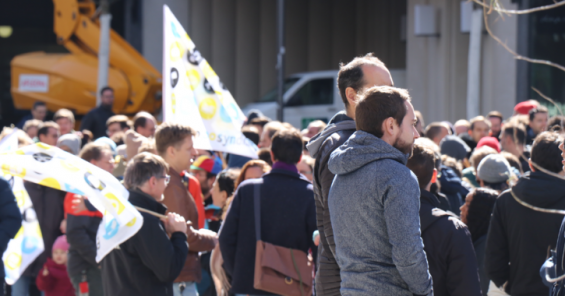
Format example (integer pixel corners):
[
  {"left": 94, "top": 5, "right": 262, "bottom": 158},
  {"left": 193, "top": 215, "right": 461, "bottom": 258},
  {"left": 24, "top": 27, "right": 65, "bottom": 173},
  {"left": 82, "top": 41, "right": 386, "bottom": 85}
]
[{"left": 285, "top": 78, "right": 334, "bottom": 107}]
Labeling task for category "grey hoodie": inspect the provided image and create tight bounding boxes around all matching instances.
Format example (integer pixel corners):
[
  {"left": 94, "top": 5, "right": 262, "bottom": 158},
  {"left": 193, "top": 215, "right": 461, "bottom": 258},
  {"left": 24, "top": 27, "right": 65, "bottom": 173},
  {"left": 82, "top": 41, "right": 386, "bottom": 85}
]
[{"left": 328, "top": 131, "right": 433, "bottom": 296}]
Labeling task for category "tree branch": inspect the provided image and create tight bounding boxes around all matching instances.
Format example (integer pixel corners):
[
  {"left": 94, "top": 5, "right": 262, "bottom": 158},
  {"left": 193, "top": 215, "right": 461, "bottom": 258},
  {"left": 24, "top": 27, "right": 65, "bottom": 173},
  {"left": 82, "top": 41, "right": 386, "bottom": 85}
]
[{"left": 473, "top": 0, "right": 565, "bottom": 15}]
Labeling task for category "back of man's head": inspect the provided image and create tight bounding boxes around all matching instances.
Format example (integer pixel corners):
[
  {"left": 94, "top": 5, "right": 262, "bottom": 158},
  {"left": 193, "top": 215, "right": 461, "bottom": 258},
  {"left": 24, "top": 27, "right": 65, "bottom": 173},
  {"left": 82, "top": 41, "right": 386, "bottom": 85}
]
[
  {"left": 407, "top": 143, "right": 436, "bottom": 190},
  {"left": 133, "top": 111, "right": 156, "bottom": 132},
  {"left": 37, "top": 121, "right": 60, "bottom": 139},
  {"left": 355, "top": 86, "right": 410, "bottom": 138},
  {"left": 106, "top": 115, "right": 131, "bottom": 130},
  {"left": 502, "top": 123, "right": 526, "bottom": 145},
  {"left": 337, "top": 53, "right": 388, "bottom": 108},
  {"left": 425, "top": 122, "right": 449, "bottom": 141},
  {"left": 155, "top": 123, "right": 195, "bottom": 157},
  {"left": 531, "top": 131, "right": 563, "bottom": 173},
  {"left": 271, "top": 129, "right": 303, "bottom": 164}
]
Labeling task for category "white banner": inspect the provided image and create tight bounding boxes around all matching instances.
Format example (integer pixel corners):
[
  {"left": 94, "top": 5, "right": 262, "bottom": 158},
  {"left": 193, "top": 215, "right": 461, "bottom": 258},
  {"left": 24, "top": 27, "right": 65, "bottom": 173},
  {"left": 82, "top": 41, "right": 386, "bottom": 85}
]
[
  {"left": 0, "top": 142, "right": 143, "bottom": 263},
  {"left": 163, "top": 5, "right": 258, "bottom": 159},
  {"left": 0, "top": 131, "right": 44, "bottom": 285}
]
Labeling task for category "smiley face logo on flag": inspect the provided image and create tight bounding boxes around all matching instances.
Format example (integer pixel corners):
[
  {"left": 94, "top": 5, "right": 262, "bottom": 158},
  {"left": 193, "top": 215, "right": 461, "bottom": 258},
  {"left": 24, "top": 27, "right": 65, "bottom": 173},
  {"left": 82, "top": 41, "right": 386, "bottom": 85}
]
[
  {"left": 170, "top": 68, "right": 179, "bottom": 88},
  {"left": 103, "top": 219, "right": 120, "bottom": 239}
]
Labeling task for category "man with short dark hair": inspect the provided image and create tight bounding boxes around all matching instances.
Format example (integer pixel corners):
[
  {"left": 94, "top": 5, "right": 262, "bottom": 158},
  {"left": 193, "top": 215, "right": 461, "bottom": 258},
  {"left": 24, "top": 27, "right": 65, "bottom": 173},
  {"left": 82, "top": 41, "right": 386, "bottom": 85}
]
[
  {"left": 499, "top": 123, "right": 530, "bottom": 172},
  {"left": 80, "top": 86, "right": 115, "bottom": 139},
  {"left": 106, "top": 115, "right": 131, "bottom": 138},
  {"left": 306, "top": 53, "right": 393, "bottom": 296},
  {"left": 155, "top": 123, "right": 216, "bottom": 296},
  {"left": 37, "top": 121, "right": 60, "bottom": 146},
  {"left": 461, "top": 116, "right": 491, "bottom": 153},
  {"left": 526, "top": 106, "right": 549, "bottom": 145},
  {"left": 407, "top": 143, "right": 481, "bottom": 296},
  {"left": 16, "top": 101, "right": 47, "bottom": 129},
  {"left": 488, "top": 111, "right": 504, "bottom": 139},
  {"left": 328, "top": 86, "right": 432, "bottom": 295},
  {"left": 219, "top": 129, "right": 316, "bottom": 296},
  {"left": 133, "top": 111, "right": 157, "bottom": 138},
  {"left": 425, "top": 122, "right": 450, "bottom": 146},
  {"left": 102, "top": 152, "right": 189, "bottom": 296},
  {"left": 485, "top": 131, "right": 565, "bottom": 295}
]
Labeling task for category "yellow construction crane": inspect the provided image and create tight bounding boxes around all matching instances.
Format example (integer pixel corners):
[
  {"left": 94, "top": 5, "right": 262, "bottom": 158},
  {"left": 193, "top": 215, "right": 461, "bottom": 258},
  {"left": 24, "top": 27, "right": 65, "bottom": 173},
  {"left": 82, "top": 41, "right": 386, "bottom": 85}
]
[{"left": 10, "top": 0, "right": 162, "bottom": 117}]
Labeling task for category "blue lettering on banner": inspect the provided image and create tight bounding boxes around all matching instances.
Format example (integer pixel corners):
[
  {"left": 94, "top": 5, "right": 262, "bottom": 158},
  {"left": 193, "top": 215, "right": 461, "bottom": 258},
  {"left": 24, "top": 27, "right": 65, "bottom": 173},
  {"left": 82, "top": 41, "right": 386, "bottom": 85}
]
[{"left": 103, "top": 219, "right": 120, "bottom": 239}]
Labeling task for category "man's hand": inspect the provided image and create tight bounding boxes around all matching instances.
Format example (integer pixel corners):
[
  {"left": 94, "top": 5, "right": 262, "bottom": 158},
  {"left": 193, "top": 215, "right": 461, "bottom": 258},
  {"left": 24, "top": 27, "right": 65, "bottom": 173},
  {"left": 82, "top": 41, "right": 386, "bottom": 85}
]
[
  {"left": 60, "top": 219, "right": 67, "bottom": 234},
  {"left": 163, "top": 213, "right": 187, "bottom": 235},
  {"left": 42, "top": 266, "right": 49, "bottom": 276},
  {"left": 71, "top": 195, "right": 87, "bottom": 213}
]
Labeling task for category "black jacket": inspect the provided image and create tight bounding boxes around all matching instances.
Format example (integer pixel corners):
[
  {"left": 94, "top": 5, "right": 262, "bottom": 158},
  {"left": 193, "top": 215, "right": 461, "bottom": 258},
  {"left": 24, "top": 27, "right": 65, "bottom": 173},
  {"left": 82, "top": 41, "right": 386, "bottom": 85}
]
[
  {"left": 0, "top": 178, "right": 22, "bottom": 280},
  {"left": 79, "top": 105, "right": 114, "bottom": 139},
  {"left": 101, "top": 190, "right": 189, "bottom": 296},
  {"left": 485, "top": 171, "right": 565, "bottom": 296},
  {"left": 306, "top": 111, "right": 355, "bottom": 296},
  {"left": 219, "top": 168, "right": 317, "bottom": 295},
  {"left": 66, "top": 210, "right": 102, "bottom": 276},
  {"left": 439, "top": 165, "right": 471, "bottom": 215},
  {"left": 23, "top": 182, "right": 65, "bottom": 277},
  {"left": 419, "top": 190, "right": 482, "bottom": 296}
]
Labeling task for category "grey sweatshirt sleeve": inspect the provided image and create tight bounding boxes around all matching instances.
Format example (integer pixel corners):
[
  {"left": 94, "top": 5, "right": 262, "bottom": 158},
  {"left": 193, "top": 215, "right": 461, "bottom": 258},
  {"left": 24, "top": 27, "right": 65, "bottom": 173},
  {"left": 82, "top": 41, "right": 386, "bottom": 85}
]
[{"left": 383, "top": 169, "right": 433, "bottom": 296}]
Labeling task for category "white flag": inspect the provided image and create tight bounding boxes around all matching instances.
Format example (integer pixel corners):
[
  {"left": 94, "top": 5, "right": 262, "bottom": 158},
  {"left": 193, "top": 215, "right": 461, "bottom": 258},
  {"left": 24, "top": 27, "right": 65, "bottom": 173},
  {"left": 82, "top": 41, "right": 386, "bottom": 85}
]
[
  {"left": 163, "top": 5, "right": 258, "bottom": 159},
  {"left": 0, "top": 142, "right": 143, "bottom": 263}
]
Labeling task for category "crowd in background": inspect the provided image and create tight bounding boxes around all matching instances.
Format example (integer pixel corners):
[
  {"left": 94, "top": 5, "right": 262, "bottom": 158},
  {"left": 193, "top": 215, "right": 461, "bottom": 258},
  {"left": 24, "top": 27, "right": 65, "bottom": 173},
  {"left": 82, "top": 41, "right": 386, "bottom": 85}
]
[{"left": 0, "top": 52, "right": 563, "bottom": 296}]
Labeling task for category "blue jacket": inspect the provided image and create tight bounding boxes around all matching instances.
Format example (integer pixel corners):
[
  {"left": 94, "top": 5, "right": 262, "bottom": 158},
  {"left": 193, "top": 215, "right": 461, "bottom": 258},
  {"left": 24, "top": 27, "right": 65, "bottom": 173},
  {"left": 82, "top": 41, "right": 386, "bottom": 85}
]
[
  {"left": 328, "top": 131, "right": 433, "bottom": 296},
  {"left": 0, "top": 177, "right": 23, "bottom": 280},
  {"left": 219, "top": 168, "right": 317, "bottom": 295}
]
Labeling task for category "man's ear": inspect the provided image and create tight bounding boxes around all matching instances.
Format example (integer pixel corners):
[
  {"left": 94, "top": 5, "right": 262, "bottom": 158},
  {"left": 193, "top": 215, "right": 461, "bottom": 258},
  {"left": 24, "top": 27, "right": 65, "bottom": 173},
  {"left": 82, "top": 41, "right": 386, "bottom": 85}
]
[
  {"left": 383, "top": 117, "right": 396, "bottom": 136},
  {"left": 345, "top": 87, "right": 357, "bottom": 106},
  {"left": 167, "top": 145, "right": 176, "bottom": 157},
  {"left": 431, "top": 168, "right": 438, "bottom": 184}
]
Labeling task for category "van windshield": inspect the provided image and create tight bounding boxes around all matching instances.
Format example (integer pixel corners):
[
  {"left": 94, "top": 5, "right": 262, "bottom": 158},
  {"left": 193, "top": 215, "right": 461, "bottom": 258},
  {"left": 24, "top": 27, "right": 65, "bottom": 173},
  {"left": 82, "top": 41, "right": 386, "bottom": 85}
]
[{"left": 258, "top": 78, "right": 300, "bottom": 102}]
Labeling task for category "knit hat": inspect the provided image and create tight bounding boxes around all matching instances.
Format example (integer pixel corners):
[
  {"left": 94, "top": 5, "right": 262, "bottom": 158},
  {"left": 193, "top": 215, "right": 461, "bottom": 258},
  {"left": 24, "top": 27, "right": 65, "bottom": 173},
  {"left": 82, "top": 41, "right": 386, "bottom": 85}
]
[
  {"left": 191, "top": 155, "right": 223, "bottom": 175},
  {"left": 52, "top": 235, "right": 69, "bottom": 252},
  {"left": 440, "top": 135, "right": 470, "bottom": 161},
  {"left": 95, "top": 137, "right": 117, "bottom": 156},
  {"left": 514, "top": 101, "right": 538, "bottom": 115},
  {"left": 477, "top": 137, "right": 501, "bottom": 153},
  {"left": 477, "top": 154, "right": 512, "bottom": 183},
  {"left": 57, "top": 134, "right": 81, "bottom": 155}
]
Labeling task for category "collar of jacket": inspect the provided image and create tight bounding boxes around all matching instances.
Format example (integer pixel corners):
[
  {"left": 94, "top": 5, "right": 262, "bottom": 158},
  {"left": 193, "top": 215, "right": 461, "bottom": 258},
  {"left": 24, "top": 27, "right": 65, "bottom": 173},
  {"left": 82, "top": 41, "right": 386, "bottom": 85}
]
[
  {"left": 420, "top": 189, "right": 441, "bottom": 208},
  {"left": 128, "top": 189, "right": 167, "bottom": 215},
  {"left": 266, "top": 168, "right": 311, "bottom": 183}
]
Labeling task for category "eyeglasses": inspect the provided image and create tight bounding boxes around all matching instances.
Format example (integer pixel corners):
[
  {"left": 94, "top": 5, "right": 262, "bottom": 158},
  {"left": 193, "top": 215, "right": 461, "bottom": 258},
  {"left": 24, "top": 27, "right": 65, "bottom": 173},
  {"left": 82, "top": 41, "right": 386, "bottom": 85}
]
[
  {"left": 157, "top": 175, "right": 170, "bottom": 185},
  {"left": 300, "top": 170, "right": 313, "bottom": 175}
]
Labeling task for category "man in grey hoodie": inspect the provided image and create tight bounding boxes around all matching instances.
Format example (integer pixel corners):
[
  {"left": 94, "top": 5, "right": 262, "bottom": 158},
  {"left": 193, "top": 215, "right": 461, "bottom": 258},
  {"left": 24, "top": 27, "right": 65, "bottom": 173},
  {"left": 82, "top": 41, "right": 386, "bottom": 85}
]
[
  {"left": 307, "top": 53, "right": 393, "bottom": 296},
  {"left": 328, "top": 86, "right": 433, "bottom": 296}
]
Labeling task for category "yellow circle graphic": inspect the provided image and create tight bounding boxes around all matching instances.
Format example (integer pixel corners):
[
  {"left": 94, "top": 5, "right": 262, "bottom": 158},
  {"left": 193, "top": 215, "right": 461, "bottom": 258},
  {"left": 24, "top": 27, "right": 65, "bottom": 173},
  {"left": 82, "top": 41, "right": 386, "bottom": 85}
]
[
  {"left": 39, "top": 177, "right": 61, "bottom": 190},
  {"left": 187, "top": 69, "right": 200, "bottom": 90},
  {"left": 126, "top": 217, "right": 137, "bottom": 227},
  {"left": 2, "top": 164, "right": 26, "bottom": 178},
  {"left": 199, "top": 98, "right": 217, "bottom": 120},
  {"left": 209, "top": 133, "right": 216, "bottom": 141},
  {"left": 5, "top": 252, "right": 22, "bottom": 270},
  {"left": 169, "top": 41, "right": 184, "bottom": 62}
]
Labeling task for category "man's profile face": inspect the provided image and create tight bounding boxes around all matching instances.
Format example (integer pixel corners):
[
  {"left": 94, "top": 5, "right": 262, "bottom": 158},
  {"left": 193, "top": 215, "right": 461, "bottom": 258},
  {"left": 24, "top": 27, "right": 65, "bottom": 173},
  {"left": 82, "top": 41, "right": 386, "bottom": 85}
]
[
  {"left": 138, "top": 119, "right": 156, "bottom": 138},
  {"left": 40, "top": 127, "right": 59, "bottom": 146},
  {"left": 489, "top": 117, "right": 502, "bottom": 134},
  {"left": 393, "top": 101, "right": 420, "bottom": 156},
  {"left": 107, "top": 123, "right": 122, "bottom": 138}
]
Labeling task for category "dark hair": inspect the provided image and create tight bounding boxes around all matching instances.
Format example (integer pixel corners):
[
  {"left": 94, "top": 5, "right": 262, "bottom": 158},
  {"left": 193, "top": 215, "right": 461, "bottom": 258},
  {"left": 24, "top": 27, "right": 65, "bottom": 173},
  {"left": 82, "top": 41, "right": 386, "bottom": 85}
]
[
  {"left": 257, "top": 148, "right": 273, "bottom": 166},
  {"left": 271, "top": 129, "right": 303, "bottom": 164},
  {"left": 482, "top": 181, "right": 509, "bottom": 192},
  {"left": 488, "top": 111, "right": 503, "bottom": 121},
  {"left": 250, "top": 117, "right": 270, "bottom": 128},
  {"left": 548, "top": 115, "right": 565, "bottom": 131},
  {"left": 216, "top": 170, "right": 238, "bottom": 198},
  {"left": 501, "top": 123, "right": 526, "bottom": 145},
  {"left": 242, "top": 125, "right": 260, "bottom": 145},
  {"left": 37, "top": 121, "right": 60, "bottom": 138},
  {"left": 33, "top": 101, "right": 46, "bottom": 109},
  {"left": 355, "top": 86, "right": 410, "bottom": 138},
  {"left": 467, "top": 188, "right": 499, "bottom": 242},
  {"left": 425, "top": 122, "right": 448, "bottom": 141},
  {"left": 531, "top": 131, "right": 563, "bottom": 173},
  {"left": 337, "top": 53, "right": 386, "bottom": 108},
  {"left": 529, "top": 106, "right": 548, "bottom": 122},
  {"left": 407, "top": 143, "right": 436, "bottom": 189},
  {"left": 100, "top": 86, "right": 114, "bottom": 96}
]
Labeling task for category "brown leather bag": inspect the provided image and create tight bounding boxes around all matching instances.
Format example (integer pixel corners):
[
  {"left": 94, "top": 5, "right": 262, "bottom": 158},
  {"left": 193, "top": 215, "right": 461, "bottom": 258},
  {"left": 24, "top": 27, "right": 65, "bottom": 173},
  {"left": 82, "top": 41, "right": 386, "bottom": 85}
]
[{"left": 252, "top": 182, "right": 313, "bottom": 296}]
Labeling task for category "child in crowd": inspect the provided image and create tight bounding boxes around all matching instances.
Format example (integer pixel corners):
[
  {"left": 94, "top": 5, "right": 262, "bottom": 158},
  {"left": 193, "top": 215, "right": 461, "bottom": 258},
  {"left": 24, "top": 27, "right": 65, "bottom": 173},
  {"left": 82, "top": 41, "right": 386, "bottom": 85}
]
[{"left": 36, "top": 235, "right": 75, "bottom": 296}]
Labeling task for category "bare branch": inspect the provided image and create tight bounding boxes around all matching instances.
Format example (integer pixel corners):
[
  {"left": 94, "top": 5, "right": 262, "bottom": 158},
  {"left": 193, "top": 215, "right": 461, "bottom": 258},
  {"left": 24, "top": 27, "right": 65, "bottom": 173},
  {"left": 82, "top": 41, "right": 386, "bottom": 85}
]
[{"left": 473, "top": 0, "right": 565, "bottom": 15}]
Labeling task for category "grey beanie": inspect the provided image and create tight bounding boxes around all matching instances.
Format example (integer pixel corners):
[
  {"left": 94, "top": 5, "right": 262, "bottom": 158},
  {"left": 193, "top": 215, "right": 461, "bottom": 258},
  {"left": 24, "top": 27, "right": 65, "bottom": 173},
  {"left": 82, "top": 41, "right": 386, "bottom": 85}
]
[
  {"left": 440, "top": 135, "right": 470, "bottom": 161},
  {"left": 477, "top": 154, "right": 512, "bottom": 183},
  {"left": 57, "top": 134, "right": 81, "bottom": 155}
]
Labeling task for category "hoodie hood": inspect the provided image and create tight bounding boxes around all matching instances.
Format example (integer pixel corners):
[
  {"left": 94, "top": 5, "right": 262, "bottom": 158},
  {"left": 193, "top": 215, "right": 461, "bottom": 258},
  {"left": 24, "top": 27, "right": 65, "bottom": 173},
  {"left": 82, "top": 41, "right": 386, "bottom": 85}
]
[
  {"left": 328, "top": 130, "right": 409, "bottom": 175},
  {"left": 306, "top": 111, "right": 355, "bottom": 158},
  {"left": 512, "top": 171, "right": 565, "bottom": 208}
]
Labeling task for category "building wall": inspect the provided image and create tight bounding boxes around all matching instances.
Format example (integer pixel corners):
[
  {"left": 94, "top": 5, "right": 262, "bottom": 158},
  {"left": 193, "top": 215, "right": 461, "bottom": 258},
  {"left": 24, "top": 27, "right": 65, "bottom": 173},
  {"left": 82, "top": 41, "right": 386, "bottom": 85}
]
[{"left": 406, "top": 0, "right": 517, "bottom": 123}]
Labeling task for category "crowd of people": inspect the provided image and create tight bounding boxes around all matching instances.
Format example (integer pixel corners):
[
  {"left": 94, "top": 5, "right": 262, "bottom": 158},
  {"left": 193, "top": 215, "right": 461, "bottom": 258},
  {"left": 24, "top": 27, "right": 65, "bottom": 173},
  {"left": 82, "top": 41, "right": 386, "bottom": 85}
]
[{"left": 0, "top": 52, "right": 564, "bottom": 296}]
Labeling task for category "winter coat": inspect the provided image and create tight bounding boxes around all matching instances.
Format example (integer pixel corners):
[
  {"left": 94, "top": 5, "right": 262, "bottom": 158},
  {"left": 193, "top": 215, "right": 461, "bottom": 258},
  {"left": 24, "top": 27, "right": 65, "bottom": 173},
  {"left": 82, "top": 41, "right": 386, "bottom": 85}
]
[
  {"left": 419, "top": 190, "right": 482, "bottom": 296},
  {"left": 474, "top": 235, "right": 489, "bottom": 296},
  {"left": 485, "top": 171, "right": 565, "bottom": 296},
  {"left": 327, "top": 131, "right": 433, "bottom": 296},
  {"left": 0, "top": 177, "right": 23, "bottom": 280},
  {"left": 306, "top": 111, "right": 355, "bottom": 296},
  {"left": 219, "top": 167, "right": 317, "bottom": 295},
  {"left": 101, "top": 189, "right": 189, "bottom": 296},
  {"left": 438, "top": 165, "right": 471, "bottom": 215},
  {"left": 23, "top": 182, "right": 66, "bottom": 277},
  {"left": 79, "top": 105, "right": 114, "bottom": 139},
  {"left": 36, "top": 258, "right": 75, "bottom": 296},
  {"left": 162, "top": 168, "right": 216, "bottom": 283},
  {"left": 63, "top": 192, "right": 103, "bottom": 276}
]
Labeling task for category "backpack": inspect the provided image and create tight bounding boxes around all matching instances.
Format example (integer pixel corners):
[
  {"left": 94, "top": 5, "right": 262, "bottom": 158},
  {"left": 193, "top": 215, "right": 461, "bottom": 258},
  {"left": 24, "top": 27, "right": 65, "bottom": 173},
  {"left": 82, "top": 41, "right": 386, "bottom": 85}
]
[{"left": 543, "top": 217, "right": 565, "bottom": 296}]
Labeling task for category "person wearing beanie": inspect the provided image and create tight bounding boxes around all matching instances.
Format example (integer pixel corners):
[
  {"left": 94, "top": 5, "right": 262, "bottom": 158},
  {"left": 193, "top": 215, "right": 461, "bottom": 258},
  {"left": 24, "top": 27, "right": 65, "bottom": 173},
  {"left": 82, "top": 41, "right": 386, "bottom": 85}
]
[
  {"left": 440, "top": 135, "right": 471, "bottom": 162},
  {"left": 476, "top": 136, "right": 501, "bottom": 153},
  {"left": 36, "top": 235, "right": 75, "bottom": 296},
  {"left": 477, "top": 154, "right": 512, "bottom": 193},
  {"left": 57, "top": 134, "right": 81, "bottom": 155}
]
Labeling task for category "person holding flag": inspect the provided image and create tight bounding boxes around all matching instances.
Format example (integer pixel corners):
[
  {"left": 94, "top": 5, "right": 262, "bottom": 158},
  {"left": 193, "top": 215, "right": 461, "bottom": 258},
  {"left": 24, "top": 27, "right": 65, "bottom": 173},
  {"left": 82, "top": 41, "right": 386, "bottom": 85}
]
[
  {"left": 0, "top": 176, "right": 22, "bottom": 296},
  {"left": 101, "top": 152, "right": 189, "bottom": 296}
]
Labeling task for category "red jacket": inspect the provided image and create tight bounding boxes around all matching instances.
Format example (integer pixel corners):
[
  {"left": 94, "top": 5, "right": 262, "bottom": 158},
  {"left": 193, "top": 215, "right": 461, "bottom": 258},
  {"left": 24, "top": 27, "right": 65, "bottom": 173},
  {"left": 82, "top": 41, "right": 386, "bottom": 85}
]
[{"left": 36, "top": 258, "right": 75, "bottom": 296}]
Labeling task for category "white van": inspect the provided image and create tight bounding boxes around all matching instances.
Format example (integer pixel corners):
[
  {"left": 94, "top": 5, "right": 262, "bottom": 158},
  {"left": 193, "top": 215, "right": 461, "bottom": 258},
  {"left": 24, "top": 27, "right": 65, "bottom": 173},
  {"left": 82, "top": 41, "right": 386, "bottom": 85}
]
[{"left": 242, "top": 70, "right": 406, "bottom": 129}]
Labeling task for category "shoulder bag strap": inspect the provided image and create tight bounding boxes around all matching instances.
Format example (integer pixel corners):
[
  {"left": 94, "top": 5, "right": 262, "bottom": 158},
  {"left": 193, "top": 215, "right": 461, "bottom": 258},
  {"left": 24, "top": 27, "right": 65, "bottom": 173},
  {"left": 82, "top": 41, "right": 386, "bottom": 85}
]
[{"left": 254, "top": 182, "right": 262, "bottom": 241}]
